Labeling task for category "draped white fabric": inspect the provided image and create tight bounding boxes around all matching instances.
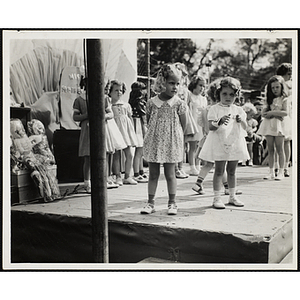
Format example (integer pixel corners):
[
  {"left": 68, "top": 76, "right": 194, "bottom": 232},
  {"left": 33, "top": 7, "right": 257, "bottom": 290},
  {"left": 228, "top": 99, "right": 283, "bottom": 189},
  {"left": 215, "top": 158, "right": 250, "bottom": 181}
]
[{"left": 10, "top": 45, "right": 84, "bottom": 106}]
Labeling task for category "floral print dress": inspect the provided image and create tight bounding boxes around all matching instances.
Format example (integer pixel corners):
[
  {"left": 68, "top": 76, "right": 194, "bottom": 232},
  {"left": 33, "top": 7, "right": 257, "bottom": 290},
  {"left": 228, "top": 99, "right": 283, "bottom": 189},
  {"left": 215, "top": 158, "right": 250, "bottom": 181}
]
[{"left": 143, "top": 95, "right": 187, "bottom": 163}]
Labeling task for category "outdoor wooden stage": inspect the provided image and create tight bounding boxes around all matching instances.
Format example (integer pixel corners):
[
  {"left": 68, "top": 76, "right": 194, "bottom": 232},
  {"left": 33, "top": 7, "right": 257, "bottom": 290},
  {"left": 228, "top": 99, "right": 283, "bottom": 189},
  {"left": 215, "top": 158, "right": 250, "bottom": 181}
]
[{"left": 10, "top": 164, "right": 295, "bottom": 268}]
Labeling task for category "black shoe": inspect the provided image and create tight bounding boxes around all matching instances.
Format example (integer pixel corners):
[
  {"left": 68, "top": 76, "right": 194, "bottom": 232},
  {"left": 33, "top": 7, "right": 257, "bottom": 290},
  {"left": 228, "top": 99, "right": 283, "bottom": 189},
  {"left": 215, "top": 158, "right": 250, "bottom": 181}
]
[{"left": 284, "top": 169, "right": 290, "bottom": 177}]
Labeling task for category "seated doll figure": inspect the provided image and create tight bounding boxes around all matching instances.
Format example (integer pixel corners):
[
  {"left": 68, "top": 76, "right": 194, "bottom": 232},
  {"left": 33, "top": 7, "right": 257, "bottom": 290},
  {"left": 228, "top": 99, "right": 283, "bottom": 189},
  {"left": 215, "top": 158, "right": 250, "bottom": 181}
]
[
  {"left": 27, "top": 119, "right": 56, "bottom": 165},
  {"left": 10, "top": 118, "right": 60, "bottom": 202}
]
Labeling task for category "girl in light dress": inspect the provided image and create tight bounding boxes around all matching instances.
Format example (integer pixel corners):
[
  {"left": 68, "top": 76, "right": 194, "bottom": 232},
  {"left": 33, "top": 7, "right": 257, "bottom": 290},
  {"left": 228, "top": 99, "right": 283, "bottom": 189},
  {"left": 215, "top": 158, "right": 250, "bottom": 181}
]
[
  {"left": 110, "top": 80, "right": 138, "bottom": 185},
  {"left": 185, "top": 75, "right": 207, "bottom": 175},
  {"left": 140, "top": 63, "right": 188, "bottom": 215},
  {"left": 105, "top": 86, "right": 127, "bottom": 188},
  {"left": 276, "top": 63, "right": 292, "bottom": 177},
  {"left": 199, "top": 77, "right": 249, "bottom": 209},
  {"left": 192, "top": 79, "right": 242, "bottom": 196},
  {"left": 257, "top": 75, "right": 291, "bottom": 180}
]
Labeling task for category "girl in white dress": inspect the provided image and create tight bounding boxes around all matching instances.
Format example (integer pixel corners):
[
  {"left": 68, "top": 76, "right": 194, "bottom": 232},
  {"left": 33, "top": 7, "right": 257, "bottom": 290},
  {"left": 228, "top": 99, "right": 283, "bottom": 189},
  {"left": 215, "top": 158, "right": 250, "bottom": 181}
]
[
  {"left": 199, "top": 77, "right": 249, "bottom": 209},
  {"left": 257, "top": 75, "right": 291, "bottom": 180},
  {"left": 110, "top": 80, "right": 138, "bottom": 185},
  {"left": 185, "top": 75, "right": 207, "bottom": 175}
]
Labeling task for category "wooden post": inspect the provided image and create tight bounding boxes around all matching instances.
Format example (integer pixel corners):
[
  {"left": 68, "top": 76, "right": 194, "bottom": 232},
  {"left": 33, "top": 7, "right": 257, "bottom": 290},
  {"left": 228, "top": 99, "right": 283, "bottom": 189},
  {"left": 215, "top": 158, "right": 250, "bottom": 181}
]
[
  {"left": 86, "top": 39, "right": 109, "bottom": 263},
  {"left": 146, "top": 39, "right": 151, "bottom": 101}
]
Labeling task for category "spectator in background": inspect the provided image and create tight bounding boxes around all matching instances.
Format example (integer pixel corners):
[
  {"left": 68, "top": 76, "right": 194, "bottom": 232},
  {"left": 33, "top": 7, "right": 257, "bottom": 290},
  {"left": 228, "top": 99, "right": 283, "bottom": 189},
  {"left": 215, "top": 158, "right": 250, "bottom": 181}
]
[
  {"left": 252, "top": 98, "right": 266, "bottom": 165},
  {"left": 241, "top": 102, "right": 258, "bottom": 166}
]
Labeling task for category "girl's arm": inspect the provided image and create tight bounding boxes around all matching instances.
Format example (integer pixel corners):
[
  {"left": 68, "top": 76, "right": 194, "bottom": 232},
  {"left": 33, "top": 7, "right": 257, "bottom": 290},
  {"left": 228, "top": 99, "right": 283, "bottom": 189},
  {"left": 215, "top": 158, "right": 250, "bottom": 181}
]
[
  {"left": 105, "top": 106, "right": 114, "bottom": 121},
  {"left": 73, "top": 109, "right": 88, "bottom": 122},
  {"left": 208, "top": 114, "right": 231, "bottom": 131}
]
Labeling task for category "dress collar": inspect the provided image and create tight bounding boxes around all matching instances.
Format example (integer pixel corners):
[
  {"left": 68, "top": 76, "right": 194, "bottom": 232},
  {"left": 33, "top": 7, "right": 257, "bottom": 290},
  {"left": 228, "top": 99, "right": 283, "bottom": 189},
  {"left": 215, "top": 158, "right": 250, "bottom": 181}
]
[{"left": 153, "top": 95, "right": 177, "bottom": 107}]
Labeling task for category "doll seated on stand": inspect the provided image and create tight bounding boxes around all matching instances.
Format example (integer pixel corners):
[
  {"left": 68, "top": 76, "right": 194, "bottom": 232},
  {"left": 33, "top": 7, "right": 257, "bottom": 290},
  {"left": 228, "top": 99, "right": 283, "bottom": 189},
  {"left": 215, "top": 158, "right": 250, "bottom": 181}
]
[
  {"left": 27, "top": 119, "right": 56, "bottom": 165},
  {"left": 10, "top": 118, "right": 61, "bottom": 202}
]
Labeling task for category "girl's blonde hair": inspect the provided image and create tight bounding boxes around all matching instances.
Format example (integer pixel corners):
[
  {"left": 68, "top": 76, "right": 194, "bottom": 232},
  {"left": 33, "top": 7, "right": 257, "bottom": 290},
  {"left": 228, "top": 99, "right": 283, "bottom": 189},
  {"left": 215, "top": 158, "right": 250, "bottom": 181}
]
[
  {"left": 242, "top": 102, "right": 257, "bottom": 114},
  {"left": 153, "top": 63, "right": 185, "bottom": 93}
]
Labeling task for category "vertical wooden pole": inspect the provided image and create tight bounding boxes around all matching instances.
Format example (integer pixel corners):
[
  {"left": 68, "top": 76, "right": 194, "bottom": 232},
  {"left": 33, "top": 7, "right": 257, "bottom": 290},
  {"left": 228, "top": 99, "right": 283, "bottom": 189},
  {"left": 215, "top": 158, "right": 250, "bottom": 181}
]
[
  {"left": 146, "top": 39, "right": 151, "bottom": 101},
  {"left": 86, "top": 39, "right": 109, "bottom": 263}
]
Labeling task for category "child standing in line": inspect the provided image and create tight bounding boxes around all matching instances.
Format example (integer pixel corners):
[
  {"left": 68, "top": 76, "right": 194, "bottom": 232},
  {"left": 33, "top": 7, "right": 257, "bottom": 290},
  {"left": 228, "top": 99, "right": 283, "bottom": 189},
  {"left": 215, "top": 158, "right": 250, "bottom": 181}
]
[
  {"left": 110, "top": 80, "right": 138, "bottom": 185},
  {"left": 199, "top": 77, "right": 249, "bottom": 209},
  {"left": 192, "top": 79, "right": 242, "bottom": 196},
  {"left": 276, "top": 63, "right": 292, "bottom": 177},
  {"left": 185, "top": 75, "right": 207, "bottom": 175},
  {"left": 257, "top": 75, "right": 291, "bottom": 180},
  {"left": 128, "top": 81, "right": 148, "bottom": 183},
  {"left": 241, "top": 102, "right": 258, "bottom": 166},
  {"left": 141, "top": 63, "right": 187, "bottom": 215},
  {"left": 105, "top": 90, "right": 127, "bottom": 189},
  {"left": 73, "top": 77, "right": 91, "bottom": 193}
]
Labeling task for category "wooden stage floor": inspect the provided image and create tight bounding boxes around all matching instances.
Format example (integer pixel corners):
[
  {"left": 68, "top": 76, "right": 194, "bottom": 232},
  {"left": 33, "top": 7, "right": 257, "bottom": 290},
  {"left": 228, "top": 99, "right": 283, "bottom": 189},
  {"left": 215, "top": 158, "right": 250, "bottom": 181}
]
[{"left": 10, "top": 164, "right": 296, "bottom": 268}]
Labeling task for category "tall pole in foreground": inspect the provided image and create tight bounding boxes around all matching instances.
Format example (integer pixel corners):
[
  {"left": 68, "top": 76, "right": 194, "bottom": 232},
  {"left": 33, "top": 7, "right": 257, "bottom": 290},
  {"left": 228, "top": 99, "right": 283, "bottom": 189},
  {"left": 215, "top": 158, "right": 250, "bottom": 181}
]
[
  {"left": 86, "top": 39, "right": 109, "bottom": 263},
  {"left": 146, "top": 39, "right": 151, "bottom": 101}
]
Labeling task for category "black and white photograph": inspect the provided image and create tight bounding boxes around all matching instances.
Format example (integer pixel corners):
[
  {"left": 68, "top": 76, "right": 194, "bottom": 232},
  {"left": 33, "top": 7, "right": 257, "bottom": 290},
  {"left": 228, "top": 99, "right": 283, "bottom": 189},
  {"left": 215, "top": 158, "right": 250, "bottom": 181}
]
[{"left": 2, "top": 29, "right": 298, "bottom": 272}]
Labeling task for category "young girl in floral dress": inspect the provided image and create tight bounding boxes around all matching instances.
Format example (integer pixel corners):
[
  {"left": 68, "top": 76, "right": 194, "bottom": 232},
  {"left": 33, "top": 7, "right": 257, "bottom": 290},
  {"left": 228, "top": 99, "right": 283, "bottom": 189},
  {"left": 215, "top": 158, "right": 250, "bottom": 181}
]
[{"left": 141, "top": 63, "right": 187, "bottom": 215}]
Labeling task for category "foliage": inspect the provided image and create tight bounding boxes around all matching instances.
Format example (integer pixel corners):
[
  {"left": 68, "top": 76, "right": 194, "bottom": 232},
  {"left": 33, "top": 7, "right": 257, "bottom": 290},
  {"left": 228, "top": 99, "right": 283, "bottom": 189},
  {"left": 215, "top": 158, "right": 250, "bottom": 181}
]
[{"left": 137, "top": 37, "right": 292, "bottom": 91}]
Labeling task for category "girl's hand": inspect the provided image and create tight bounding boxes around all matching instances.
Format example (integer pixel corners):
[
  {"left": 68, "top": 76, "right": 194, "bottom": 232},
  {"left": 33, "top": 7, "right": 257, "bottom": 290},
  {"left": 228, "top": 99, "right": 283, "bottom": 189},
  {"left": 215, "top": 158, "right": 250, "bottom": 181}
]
[
  {"left": 236, "top": 114, "right": 242, "bottom": 123},
  {"left": 219, "top": 114, "right": 231, "bottom": 126}
]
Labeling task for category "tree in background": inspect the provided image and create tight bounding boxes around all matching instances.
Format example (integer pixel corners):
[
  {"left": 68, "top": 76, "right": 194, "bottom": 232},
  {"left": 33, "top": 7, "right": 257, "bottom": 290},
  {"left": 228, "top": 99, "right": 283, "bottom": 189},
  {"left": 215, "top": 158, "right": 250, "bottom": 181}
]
[{"left": 137, "top": 38, "right": 292, "bottom": 92}]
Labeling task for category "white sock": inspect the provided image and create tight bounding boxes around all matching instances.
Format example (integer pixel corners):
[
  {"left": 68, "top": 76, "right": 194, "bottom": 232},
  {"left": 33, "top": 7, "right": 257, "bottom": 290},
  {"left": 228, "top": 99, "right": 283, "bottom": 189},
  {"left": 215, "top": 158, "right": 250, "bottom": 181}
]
[
  {"left": 214, "top": 190, "right": 221, "bottom": 199},
  {"left": 269, "top": 168, "right": 275, "bottom": 175},
  {"left": 229, "top": 187, "right": 236, "bottom": 199},
  {"left": 84, "top": 180, "right": 91, "bottom": 187}
]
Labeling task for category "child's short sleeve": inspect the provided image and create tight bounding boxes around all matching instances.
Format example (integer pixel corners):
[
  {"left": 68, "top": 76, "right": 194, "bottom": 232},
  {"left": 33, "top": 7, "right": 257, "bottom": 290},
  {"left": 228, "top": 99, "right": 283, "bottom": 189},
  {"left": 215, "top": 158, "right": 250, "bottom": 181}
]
[
  {"left": 207, "top": 105, "right": 218, "bottom": 121},
  {"left": 73, "top": 97, "right": 80, "bottom": 110}
]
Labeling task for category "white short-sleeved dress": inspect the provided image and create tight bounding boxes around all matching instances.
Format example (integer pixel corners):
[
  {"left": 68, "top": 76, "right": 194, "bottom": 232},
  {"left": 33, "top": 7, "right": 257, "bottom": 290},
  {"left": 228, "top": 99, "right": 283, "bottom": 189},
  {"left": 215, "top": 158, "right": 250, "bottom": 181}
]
[
  {"left": 199, "top": 103, "right": 250, "bottom": 162},
  {"left": 105, "top": 97, "right": 127, "bottom": 153},
  {"left": 185, "top": 91, "right": 207, "bottom": 142},
  {"left": 143, "top": 95, "right": 187, "bottom": 163},
  {"left": 111, "top": 101, "right": 138, "bottom": 147},
  {"left": 257, "top": 96, "right": 292, "bottom": 139}
]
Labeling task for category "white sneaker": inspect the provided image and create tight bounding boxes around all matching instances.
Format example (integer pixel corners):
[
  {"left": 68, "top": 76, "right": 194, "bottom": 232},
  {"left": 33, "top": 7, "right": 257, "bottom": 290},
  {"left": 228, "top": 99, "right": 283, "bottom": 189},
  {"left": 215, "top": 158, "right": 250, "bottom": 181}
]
[
  {"left": 248, "top": 160, "right": 253, "bottom": 166},
  {"left": 275, "top": 172, "right": 284, "bottom": 181},
  {"left": 168, "top": 203, "right": 178, "bottom": 215},
  {"left": 213, "top": 198, "right": 225, "bottom": 209},
  {"left": 264, "top": 172, "right": 275, "bottom": 180},
  {"left": 192, "top": 183, "right": 205, "bottom": 195},
  {"left": 241, "top": 160, "right": 247, "bottom": 166},
  {"left": 180, "top": 169, "right": 189, "bottom": 178},
  {"left": 115, "top": 177, "right": 123, "bottom": 186},
  {"left": 140, "top": 203, "right": 155, "bottom": 214},
  {"left": 228, "top": 197, "right": 244, "bottom": 207},
  {"left": 133, "top": 175, "right": 148, "bottom": 183},
  {"left": 189, "top": 168, "right": 199, "bottom": 176},
  {"left": 123, "top": 177, "right": 138, "bottom": 185}
]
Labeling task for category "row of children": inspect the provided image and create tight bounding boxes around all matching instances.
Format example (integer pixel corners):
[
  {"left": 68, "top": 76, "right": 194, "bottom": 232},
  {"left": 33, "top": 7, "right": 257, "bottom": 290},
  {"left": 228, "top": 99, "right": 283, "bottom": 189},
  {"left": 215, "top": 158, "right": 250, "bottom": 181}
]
[
  {"left": 74, "top": 61, "right": 292, "bottom": 214},
  {"left": 73, "top": 76, "right": 150, "bottom": 193}
]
